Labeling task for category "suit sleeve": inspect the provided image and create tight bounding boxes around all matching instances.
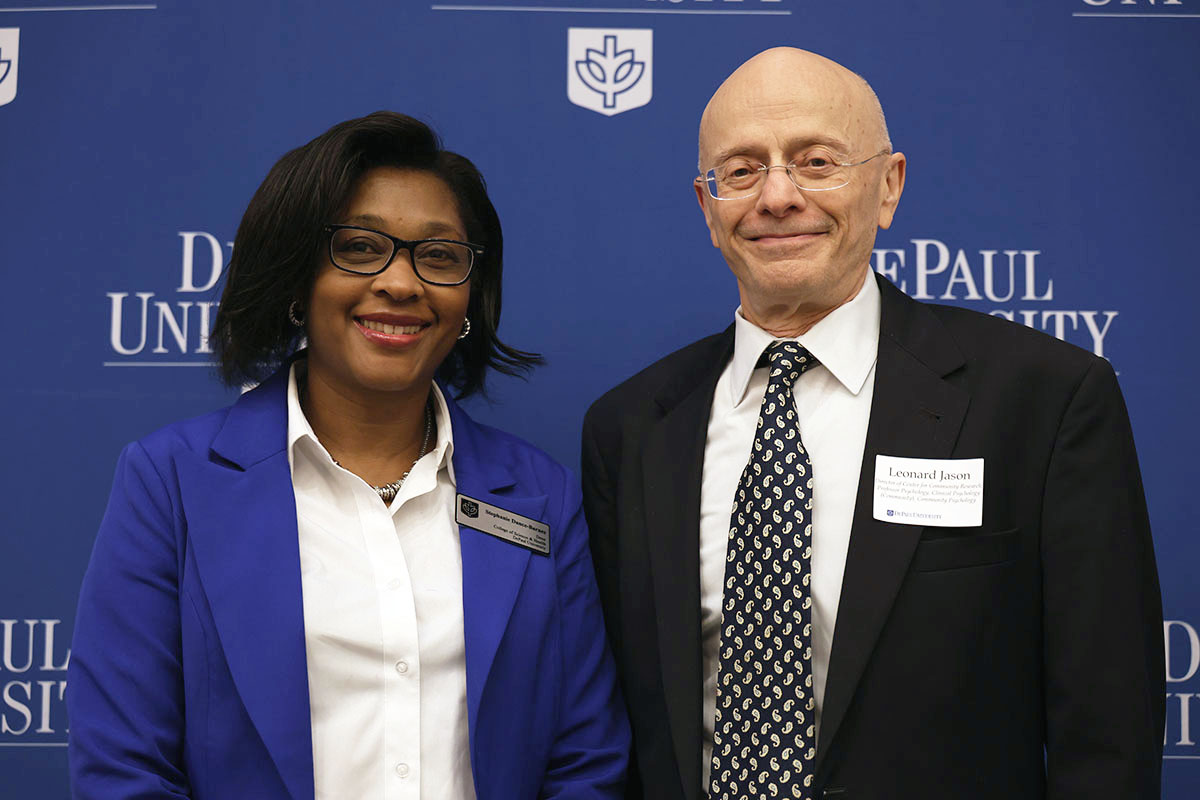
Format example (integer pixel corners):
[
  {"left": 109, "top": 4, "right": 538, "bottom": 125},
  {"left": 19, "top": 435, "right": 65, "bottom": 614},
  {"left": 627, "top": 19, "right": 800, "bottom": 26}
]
[
  {"left": 68, "top": 442, "right": 192, "bottom": 799},
  {"left": 581, "top": 407, "right": 623, "bottom": 659},
  {"left": 1040, "top": 357, "right": 1165, "bottom": 799},
  {"left": 539, "top": 468, "right": 631, "bottom": 800},
  {"left": 581, "top": 409, "right": 647, "bottom": 800}
]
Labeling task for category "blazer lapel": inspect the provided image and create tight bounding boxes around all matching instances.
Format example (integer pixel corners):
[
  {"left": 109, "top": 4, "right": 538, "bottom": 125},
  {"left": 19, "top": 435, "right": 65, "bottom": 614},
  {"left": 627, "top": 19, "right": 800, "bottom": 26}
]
[
  {"left": 445, "top": 395, "right": 539, "bottom": 755},
  {"left": 815, "top": 276, "right": 969, "bottom": 773},
  {"left": 178, "top": 370, "right": 315, "bottom": 800},
  {"left": 642, "top": 329, "right": 734, "bottom": 800}
]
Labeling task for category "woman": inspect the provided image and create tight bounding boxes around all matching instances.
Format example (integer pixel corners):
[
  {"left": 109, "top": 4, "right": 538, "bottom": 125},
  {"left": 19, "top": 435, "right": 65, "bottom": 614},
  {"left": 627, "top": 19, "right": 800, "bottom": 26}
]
[{"left": 68, "top": 112, "right": 629, "bottom": 799}]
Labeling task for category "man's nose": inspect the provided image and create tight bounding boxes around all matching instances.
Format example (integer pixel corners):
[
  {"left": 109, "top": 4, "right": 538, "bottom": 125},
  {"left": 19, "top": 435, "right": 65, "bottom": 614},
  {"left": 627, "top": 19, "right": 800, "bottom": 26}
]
[{"left": 755, "top": 165, "right": 807, "bottom": 215}]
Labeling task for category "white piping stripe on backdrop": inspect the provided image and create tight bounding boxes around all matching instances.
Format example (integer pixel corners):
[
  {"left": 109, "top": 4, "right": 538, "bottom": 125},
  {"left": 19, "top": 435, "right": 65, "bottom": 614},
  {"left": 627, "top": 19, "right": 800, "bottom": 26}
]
[
  {"left": 102, "top": 362, "right": 218, "bottom": 367},
  {"left": 0, "top": 5, "right": 156, "bottom": 11},
  {"left": 431, "top": 5, "right": 791, "bottom": 14},
  {"left": 1073, "top": 12, "right": 1200, "bottom": 17}
]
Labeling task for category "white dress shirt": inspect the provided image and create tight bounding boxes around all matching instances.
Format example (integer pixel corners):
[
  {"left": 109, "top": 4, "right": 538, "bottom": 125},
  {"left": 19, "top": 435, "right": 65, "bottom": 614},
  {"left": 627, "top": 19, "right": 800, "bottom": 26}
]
[
  {"left": 699, "top": 274, "right": 880, "bottom": 789},
  {"left": 287, "top": 364, "right": 476, "bottom": 800}
]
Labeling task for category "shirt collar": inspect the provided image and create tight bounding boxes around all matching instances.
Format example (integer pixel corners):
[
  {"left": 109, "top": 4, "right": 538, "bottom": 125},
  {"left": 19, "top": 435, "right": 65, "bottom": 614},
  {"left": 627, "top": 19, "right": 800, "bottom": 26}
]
[
  {"left": 286, "top": 361, "right": 457, "bottom": 485},
  {"left": 728, "top": 271, "right": 880, "bottom": 408}
]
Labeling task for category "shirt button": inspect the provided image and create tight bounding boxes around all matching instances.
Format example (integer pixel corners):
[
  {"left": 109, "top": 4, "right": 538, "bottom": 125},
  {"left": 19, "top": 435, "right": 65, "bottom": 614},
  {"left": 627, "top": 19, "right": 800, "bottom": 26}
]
[
  {"left": 388, "top": 579, "right": 402, "bottom": 590},
  {"left": 395, "top": 660, "right": 409, "bottom": 675},
  {"left": 395, "top": 762, "right": 410, "bottom": 778}
]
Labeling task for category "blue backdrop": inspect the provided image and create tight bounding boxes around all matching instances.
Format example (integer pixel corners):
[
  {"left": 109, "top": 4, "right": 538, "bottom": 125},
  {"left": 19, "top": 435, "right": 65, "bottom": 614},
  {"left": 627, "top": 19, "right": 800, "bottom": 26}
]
[{"left": 2, "top": 1, "right": 1197, "bottom": 797}]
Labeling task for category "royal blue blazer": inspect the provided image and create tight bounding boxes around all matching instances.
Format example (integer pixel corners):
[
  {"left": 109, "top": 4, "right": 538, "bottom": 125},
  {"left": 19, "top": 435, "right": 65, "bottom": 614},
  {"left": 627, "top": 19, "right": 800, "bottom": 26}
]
[{"left": 68, "top": 368, "right": 630, "bottom": 799}]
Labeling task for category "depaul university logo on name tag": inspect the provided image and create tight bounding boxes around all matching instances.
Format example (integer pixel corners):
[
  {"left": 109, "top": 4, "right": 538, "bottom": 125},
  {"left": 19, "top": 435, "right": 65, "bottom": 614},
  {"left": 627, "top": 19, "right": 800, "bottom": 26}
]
[
  {"left": 567, "top": 28, "right": 652, "bottom": 117},
  {"left": 0, "top": 28, "right": 19, "bottom": 107}
]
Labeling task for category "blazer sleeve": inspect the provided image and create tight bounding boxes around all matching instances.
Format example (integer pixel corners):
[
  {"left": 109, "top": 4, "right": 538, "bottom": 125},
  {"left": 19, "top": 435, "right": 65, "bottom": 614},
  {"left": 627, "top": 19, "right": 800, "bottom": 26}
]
[
  {"left": 68, "top": 441, "right": 192, "bottom": 799},
  {"left": 540, "top": 470, "right": 631, "bottom": 799},
  {"left": 1040, "top": 357, "right": 1165, "bottom": 798}
]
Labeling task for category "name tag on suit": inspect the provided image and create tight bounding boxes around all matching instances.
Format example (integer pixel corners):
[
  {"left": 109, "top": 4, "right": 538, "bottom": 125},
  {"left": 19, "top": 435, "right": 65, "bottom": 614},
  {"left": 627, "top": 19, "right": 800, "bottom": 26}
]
[
  {"left": 456, "top": 493, "right": 551, "bottom": 555},
  {"left": 872, "top": 455, "right": 984, "bottom": 527}
]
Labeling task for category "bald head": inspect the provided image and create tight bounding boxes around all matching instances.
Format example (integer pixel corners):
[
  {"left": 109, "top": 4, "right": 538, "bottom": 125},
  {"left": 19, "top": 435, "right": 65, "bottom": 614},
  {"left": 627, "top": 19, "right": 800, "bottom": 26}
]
[
  {"left": 691, "top": 46, "right": 906, "bottom": 336},
  {"left": 698, "top": 48, "right": 891, "bottom": 171}
]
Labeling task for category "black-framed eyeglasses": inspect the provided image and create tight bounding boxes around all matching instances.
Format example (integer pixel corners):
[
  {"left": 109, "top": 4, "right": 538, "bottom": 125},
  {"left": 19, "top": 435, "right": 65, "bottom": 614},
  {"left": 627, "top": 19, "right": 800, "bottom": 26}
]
[{"left": 324, "top": 224, "right": 483, "bottom": 286}]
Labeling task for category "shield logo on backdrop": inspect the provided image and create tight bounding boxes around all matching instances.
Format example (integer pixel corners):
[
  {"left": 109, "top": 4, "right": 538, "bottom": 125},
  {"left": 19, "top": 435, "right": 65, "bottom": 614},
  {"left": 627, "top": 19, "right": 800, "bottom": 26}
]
[
  {"left": 460, "top": 498, "right": 479, "bottom": 519},
  {"left": 567, "top": 28, "right": 652, "bottom": 117},
  {"left": 0, "top": 28, "right": 18, "bottom": 107}
]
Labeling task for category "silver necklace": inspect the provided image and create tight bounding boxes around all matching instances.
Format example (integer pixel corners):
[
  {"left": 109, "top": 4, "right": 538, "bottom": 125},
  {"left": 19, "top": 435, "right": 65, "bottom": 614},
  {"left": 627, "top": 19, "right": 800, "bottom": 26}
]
[{"left": 335, "top": 401, "right": 434, "bottom": 504}]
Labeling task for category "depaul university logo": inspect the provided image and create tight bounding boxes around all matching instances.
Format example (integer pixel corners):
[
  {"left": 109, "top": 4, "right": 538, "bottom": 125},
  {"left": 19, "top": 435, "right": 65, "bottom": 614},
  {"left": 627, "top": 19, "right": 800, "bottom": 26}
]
[
  {"left": 460, "top": 498, "right": 479, "bottom": 519},
  {"left": 0, "top": 28, "right": 18, "bottom": 107},
  {"left": 567, "top": 28, "right": 652, "bottom": 117}
]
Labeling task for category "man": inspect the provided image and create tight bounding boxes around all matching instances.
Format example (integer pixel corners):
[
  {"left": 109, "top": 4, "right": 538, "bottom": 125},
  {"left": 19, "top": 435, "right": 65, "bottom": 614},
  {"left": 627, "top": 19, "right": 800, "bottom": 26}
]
[{"left": 582, "top": 47, "right": 1163, "bottom": 800}]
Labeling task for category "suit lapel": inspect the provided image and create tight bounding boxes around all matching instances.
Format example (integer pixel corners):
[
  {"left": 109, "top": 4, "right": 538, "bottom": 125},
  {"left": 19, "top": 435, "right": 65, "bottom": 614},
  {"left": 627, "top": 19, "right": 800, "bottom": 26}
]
[
  {"left": 815, "top": 277, "right": 969, "bottom": 773},
  {"left": 445, "top": 395, "right": 539, "bottom": 761},
  {"left": 642, "top": 329, "right": 734, "bottom": 800},
  {"left": 179, "top": 370, "right": 315, "bottom": 800}
]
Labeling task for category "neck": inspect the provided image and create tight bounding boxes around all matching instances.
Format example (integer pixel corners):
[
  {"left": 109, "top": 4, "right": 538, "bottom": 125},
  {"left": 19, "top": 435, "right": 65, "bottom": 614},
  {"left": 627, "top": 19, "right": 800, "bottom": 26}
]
[
  {"left": 741, "top": 268, "right": 868, "bottom": 338},
  {"left": 301, "top": 367, "right": 435, "bottom": 487}
]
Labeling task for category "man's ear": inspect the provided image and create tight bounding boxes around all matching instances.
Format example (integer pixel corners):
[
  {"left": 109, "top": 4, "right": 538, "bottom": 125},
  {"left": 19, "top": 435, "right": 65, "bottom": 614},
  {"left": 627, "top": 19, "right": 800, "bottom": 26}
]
[{"left": 877, "top": 152, "right": 906, "bottom": 230}]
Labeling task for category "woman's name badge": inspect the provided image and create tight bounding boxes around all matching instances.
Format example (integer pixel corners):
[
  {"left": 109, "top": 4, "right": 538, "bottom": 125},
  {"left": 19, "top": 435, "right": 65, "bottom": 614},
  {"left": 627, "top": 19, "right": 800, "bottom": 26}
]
[
  {"left": 456, "top": 494, "right": 551, "bottom": 555},
  {"left": 872, "top": 455, "right": 984, "bottom": 527}
]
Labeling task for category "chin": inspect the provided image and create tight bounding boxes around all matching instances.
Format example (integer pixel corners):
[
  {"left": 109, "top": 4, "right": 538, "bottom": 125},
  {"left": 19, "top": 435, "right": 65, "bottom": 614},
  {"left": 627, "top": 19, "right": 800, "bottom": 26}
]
[
  {"left": 742, "top": 263, "right": 821, "bottom": 294},
  {"left": 345, "top": 359, "right": 431, "bottom": 396}
]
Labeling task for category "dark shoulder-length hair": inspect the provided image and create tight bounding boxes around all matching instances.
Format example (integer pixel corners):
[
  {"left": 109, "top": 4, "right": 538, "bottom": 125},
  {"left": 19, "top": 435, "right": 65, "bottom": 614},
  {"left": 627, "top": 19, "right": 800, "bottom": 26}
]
[{"left": 211, "top": 111, "right": 541, "bottom": 397}]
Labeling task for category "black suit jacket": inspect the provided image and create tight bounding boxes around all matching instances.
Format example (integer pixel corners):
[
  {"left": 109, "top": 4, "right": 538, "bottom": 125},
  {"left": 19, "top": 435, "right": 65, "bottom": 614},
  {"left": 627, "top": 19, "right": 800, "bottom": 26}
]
[{"left": 581, "top": 274, "right": 1164, "bottom": 800}]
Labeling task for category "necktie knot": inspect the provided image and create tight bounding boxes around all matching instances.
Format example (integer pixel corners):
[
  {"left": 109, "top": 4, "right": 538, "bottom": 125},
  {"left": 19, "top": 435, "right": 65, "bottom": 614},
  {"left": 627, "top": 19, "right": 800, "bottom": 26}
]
[{"left": 764, "top": 341, "right": 818, "bottom": 389}]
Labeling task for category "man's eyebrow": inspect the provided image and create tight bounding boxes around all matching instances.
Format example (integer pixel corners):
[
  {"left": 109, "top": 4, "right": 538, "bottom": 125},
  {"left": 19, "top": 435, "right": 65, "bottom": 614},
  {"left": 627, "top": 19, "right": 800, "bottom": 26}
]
[
  {"left": 705, "top": 136, "right": 853, "bottom": 167},
  {"left": 705, "top": 145, "right": 751, "bottom": 169},
  {"left": 797, "top": 135, "right": 852, "bottom": 154}
]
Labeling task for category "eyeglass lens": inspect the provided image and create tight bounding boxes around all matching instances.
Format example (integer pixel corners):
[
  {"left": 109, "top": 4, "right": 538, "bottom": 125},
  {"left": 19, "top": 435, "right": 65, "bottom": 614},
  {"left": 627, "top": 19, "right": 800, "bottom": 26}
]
[{"left": 706, "top": 158, "right": 852, "bottom": 199}]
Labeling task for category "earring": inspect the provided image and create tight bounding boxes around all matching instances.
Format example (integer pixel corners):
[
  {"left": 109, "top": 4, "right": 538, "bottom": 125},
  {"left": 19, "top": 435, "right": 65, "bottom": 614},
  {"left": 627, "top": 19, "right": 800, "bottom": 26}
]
[
  {"left": 288, "top": 301, "right": 305, "bottom": 327},
  {"left": 457, "top": 317, "right": 471, "bottom": 340}
]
